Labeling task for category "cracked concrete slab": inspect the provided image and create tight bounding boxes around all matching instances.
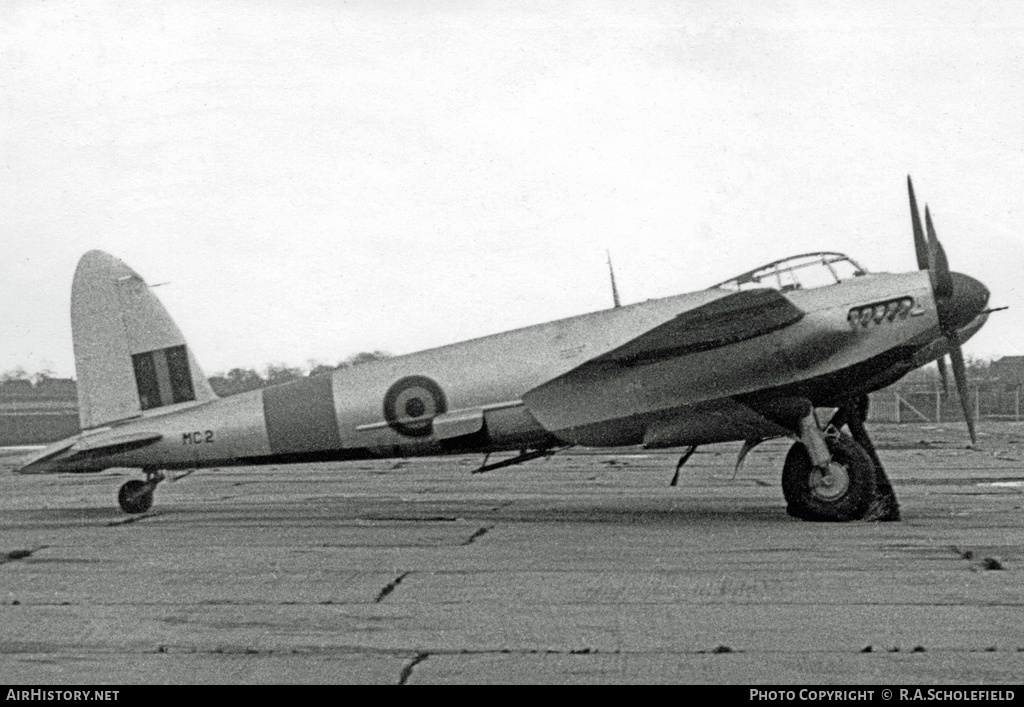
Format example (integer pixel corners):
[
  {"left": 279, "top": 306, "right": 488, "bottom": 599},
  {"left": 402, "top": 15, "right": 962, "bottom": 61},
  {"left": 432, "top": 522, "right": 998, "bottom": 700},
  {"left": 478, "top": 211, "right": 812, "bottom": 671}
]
[{"left": 2, "top": 423, "right": 1024, "bottom": 684}]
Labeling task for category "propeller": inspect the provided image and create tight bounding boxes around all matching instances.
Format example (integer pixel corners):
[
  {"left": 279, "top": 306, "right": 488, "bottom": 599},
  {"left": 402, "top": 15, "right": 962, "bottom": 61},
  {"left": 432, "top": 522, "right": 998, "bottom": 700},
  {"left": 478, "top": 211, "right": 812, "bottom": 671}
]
[
  {"left": 907, "top": 178, "right": 950, "bottom": 392},
  {"left": 907, "top": 176, "right": 990, "bottom": 444}
]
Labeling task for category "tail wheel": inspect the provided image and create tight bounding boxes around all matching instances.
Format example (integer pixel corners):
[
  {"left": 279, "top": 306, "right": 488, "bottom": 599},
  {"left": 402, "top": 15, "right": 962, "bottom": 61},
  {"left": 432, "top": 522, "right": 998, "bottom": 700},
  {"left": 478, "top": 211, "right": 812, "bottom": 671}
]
[
  {"left": 118, "top": 479, "right": 154, "bottom": 514},
  {"left": 782, "top": 434, "right": 876, "bottom": 522}
]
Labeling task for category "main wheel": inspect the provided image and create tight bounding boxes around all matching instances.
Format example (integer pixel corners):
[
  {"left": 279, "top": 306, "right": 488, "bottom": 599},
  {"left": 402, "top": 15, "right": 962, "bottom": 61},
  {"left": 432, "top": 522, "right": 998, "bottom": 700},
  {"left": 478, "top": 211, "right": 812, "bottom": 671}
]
[
  {"left": 782, "top": 434, "right": 876, "bottom": 522},
  {"left": 118, "top": 479, "right": 154, "bottom": 514}
]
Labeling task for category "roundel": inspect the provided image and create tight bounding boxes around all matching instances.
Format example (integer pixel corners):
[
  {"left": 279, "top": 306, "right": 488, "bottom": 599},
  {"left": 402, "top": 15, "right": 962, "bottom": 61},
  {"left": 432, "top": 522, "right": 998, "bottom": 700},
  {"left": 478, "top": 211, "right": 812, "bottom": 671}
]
[{"left": 383, "top": 375, "right": 447, "bottom": 438}]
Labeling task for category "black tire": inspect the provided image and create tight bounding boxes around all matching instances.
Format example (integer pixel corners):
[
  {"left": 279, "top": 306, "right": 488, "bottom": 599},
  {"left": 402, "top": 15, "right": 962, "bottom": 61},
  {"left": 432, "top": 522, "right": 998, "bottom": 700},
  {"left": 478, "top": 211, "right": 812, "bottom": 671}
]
[
  {"left": 782, "top": 435, "right": 876, "bottom": 522},
  {"left": 118, "top": 479, "right": 154, "bottom": 514}
]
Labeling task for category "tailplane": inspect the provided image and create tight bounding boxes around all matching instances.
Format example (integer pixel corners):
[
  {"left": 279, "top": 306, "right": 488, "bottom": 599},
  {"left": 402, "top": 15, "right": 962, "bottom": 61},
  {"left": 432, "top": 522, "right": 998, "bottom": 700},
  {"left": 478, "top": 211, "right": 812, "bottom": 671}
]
[{"left": 72, "top": 250, "right": 216, "bottom": 429}]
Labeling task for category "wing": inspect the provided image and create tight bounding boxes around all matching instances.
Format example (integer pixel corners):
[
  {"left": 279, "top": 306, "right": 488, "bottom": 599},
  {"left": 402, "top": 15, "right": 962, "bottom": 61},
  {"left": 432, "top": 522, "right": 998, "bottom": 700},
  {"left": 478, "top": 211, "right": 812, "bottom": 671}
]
[
  {"left": 522, "top": 289, "right": 806, "bottom": 440},
  {"left": 582, "top": 288, "right": 804, "bottom": 368}
]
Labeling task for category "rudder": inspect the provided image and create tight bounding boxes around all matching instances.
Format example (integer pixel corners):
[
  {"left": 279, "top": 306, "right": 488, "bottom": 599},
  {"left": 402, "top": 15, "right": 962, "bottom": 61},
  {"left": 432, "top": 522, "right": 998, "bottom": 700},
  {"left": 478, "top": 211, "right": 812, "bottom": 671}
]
[{"left": 71, "top": 250, "right": 216, "bottom": 429}]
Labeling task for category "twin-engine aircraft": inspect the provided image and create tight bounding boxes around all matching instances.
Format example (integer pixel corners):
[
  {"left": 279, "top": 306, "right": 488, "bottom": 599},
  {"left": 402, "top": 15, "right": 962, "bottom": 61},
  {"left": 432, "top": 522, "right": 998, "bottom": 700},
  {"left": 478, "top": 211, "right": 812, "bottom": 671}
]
[{"left": 17, "top": 178, "right": 992, "bottom": 522}]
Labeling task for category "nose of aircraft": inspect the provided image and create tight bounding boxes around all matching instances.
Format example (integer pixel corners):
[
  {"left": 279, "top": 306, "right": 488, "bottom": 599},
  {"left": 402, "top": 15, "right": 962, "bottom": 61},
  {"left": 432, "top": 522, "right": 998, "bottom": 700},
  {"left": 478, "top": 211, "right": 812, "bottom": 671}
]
[{"left": 938, "top": 272, "right": 990, "bottom": 332}]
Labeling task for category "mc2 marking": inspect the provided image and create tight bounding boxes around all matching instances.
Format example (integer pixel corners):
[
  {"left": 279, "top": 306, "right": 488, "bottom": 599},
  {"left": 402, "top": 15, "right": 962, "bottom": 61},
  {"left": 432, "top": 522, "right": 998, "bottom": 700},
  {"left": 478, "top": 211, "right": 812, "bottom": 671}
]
[{"left": 182, "top": 430, "right": 215, "bottom": 445}]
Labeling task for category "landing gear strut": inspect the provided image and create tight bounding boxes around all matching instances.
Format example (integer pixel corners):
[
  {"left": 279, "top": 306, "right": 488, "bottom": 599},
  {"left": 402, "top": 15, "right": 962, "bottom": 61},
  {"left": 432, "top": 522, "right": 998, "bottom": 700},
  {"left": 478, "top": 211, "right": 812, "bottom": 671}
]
[
  {"left": 117, "top": 470, "right": 164, "bottom": 514},
  {"left": 840, "top": 396, "right": 901, "bottom": 522},
  {"left": 782, "top": 395, "right": 900, "bottom": 522}
]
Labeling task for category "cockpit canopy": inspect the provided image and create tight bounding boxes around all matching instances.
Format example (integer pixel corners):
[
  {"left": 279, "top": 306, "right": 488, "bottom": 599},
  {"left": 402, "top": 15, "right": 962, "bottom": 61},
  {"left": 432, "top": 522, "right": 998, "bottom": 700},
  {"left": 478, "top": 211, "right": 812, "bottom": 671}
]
[{"left": 712, "top": 252, "right": 868, "bottom": 293}]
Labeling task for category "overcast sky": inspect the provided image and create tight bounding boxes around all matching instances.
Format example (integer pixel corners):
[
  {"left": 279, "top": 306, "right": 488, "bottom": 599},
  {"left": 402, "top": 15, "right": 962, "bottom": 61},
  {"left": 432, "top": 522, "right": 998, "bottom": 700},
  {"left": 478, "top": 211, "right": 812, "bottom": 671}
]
[{"left": 3, "top": 1, "right": 1022, "bottom": 378}]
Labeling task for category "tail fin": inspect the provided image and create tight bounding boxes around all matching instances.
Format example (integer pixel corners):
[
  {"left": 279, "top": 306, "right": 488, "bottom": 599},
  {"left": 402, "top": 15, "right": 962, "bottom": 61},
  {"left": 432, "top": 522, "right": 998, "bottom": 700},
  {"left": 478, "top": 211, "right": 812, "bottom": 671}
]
[{"left": 72, "top": 250, "right": 216, "bottom": 429}]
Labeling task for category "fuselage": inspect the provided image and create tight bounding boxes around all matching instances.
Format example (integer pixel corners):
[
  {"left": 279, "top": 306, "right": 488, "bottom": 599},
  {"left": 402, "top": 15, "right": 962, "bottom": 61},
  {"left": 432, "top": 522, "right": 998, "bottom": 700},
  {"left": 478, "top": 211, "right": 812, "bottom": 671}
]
[{"left": 20, "top": 265, "right": 987, "bottom": 475}]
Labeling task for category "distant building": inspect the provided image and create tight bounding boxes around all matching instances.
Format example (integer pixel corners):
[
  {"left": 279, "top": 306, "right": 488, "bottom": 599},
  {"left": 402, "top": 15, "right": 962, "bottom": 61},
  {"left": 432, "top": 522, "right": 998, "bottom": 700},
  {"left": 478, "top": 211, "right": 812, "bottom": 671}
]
[
  {"left": 0, "top": 378, "right": 80, "bottom": 445},
  {"left": 33, "top": 377, "right": 78, "bottom": 398},
  {"left": 990, "top": 356, "right": 1024, "bottom": 387},
  {"left": 1, "top": 379, "right": 33, "bottom": 396}
]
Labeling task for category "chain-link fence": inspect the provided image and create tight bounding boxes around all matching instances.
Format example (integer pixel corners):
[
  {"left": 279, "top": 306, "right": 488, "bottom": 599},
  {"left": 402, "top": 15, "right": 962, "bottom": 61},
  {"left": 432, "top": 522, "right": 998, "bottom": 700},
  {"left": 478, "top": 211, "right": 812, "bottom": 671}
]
[{"left": 868, "top": 385, "right": 1023, "bottom": 423}]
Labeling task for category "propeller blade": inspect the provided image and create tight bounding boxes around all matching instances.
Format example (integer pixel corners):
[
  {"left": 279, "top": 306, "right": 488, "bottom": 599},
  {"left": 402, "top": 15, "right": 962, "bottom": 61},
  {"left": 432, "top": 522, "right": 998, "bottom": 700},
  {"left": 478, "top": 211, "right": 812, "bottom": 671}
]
[
  {"left": 947, "top": 335, "right": 977, "bottom": 446},
  {"left": 936, "top": 356, "right": 949, "bottom": 394},
  {"left": 910, "top": 180, "right": 987, "bottom": 446},
  {"left": 924, "top": 206, "right": 954, "bottom": 298},
  {"left": 907, "top": 176, "right": 929, "bottom": 271}
]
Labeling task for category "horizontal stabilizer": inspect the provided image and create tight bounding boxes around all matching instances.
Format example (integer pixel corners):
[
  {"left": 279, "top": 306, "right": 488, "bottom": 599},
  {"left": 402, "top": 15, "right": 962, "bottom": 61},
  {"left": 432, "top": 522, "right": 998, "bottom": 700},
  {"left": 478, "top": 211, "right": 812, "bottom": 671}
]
[
  {"left": 14, "top": 440, "right": 77, "bottom": 474},
  {"left": 69, "top": 430, "right": 163, "bottom": 456},
  {"left": 15, "top": 431, "right": 163, "bottom": 474}
]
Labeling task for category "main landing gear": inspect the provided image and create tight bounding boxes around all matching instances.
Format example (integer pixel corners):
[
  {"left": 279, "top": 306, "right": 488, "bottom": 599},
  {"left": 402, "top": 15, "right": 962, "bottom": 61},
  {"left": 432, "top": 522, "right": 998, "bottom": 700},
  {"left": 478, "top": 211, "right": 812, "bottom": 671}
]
[
  {"left": 782, "top": 434, "right": 876, "bottom": 522},
  {"left": 782, "top": 396, "right": 901, "bottom": 522},
  {"left": 117, "top": 470, "right": 165, "bottom": 514}
]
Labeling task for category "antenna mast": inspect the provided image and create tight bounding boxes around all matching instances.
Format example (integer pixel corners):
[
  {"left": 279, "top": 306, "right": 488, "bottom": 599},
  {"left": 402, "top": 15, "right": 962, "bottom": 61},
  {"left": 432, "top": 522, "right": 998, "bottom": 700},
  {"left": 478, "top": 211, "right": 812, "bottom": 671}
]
[{"left": 607, "top": 250, "right": 621, "bottom": 308}]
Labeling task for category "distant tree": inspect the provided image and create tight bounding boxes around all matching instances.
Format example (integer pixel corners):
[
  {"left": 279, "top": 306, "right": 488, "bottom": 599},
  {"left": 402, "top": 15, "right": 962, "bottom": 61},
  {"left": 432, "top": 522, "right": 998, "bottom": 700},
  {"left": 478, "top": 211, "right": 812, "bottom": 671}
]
[
  {"left": 206, "top": 375, "right": 230, "bottom": 396},
  {"left": 264, "top": 363, "right": 304, "bottom": 386},
  {"left": 208, "top": 368, "right": 266, "bottom": 397},
  {"left": 308, "top": 363, "right": 336, "bottom": 378},
  {"left": 32, "top": 368, "right": 56, "bottom": 384},
  {"left": 1, "top": 366, "right": 30, "bottom": 382},
  {"left": 340, "top": 350, "right": 392, "bottom": 368},
  {"left": 965, "top": 356, "right": 993, "bottom": 379},
  {"left": 208, "top": 355, "right": 391, "bottom": 394},
  {"left": 307, "top": 352, "right": 391, "bottom": 377},
  {"left": 228, "top": 367, "right": 267, "bottom": 390}
]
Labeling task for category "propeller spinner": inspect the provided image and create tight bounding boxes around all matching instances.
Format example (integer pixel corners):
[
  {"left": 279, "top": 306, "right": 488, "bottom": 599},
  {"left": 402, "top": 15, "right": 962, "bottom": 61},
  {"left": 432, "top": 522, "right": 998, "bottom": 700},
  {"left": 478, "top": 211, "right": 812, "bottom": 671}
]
[{"left": 907, "top": 176, "right": 990, "bottom": 444}]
